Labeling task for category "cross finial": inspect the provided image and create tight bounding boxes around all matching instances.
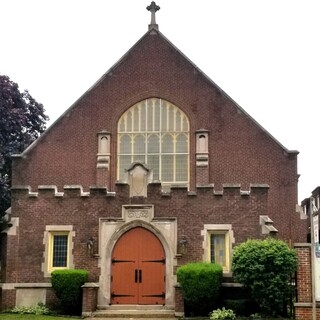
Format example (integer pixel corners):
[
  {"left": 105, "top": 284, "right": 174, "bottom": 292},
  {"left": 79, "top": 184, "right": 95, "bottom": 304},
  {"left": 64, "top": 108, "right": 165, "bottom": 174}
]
[{"left": 147, "top": 1, "right": 160, "bottom": 30}]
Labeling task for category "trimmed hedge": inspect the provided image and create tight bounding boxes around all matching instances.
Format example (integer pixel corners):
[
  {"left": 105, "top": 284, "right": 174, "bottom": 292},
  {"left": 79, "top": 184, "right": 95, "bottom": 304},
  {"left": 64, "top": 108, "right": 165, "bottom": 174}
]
[
  {"left": 51, "top": 269, "right": 88, "bottom": 315},
  {"left": 177, "top": 262, "right": 223, "bottom": 316}
]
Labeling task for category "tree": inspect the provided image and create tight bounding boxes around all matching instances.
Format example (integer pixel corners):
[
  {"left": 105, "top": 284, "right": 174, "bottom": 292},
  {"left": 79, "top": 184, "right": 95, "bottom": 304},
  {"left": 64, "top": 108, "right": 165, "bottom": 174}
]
[
  {"left": 0, "top": 74, "right": 49, "bottom": 230},
  {"left": 232, "top": 238, "right": 297, "bottom": 317}
]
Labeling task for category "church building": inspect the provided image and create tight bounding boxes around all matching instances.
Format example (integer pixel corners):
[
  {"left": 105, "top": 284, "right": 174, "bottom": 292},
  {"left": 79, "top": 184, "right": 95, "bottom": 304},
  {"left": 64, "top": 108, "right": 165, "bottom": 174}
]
[{"left": 0, "top": 2, "right": 306, "bottom": 317}]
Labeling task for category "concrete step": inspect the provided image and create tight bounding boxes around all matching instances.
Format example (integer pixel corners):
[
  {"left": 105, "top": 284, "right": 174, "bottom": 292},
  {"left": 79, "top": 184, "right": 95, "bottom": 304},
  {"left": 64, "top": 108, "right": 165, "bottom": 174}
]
[{"left": 87, "top": 306, "right": 176, "bottom": 319}]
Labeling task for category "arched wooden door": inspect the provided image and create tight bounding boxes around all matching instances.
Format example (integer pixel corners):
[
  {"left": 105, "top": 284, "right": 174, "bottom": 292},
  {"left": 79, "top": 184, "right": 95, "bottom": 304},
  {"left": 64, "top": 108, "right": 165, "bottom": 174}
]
[{"left": 111, "top": 227, "right": 165, "bottom": 305}]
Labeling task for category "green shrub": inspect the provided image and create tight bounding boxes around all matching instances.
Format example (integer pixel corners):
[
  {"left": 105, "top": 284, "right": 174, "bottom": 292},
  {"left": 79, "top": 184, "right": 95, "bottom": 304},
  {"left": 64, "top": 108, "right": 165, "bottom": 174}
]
[
  {"left": 177, "top": 262, "right": 223, "bottom": 316},
  {"left": 209, "top": 307, "right": 236, "bottom": 320},
  {"left": 223, "top": 299, "right": 258, "bottom": 316},
  {"left": 11, "top": 303, "right": 50, "bottom": 315},
  {"left": 232, "top": 238, "right": 297, "bottom": 317},
  {"left": 51, "top": 269, "right": 88, "bottom": 315}
]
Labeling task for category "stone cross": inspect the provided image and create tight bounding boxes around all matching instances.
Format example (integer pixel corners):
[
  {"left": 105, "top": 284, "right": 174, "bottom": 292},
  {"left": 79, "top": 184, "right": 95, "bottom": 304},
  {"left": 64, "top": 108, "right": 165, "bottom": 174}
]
[{"left": 147, "top": 1, "right": 160, "bottom": 30}]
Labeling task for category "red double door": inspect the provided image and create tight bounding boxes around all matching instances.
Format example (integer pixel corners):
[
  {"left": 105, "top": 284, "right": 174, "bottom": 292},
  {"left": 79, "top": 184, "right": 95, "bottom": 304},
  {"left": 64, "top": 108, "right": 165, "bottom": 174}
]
[{"left": 111, "top": 227, "right": 165, "bottom": 305}]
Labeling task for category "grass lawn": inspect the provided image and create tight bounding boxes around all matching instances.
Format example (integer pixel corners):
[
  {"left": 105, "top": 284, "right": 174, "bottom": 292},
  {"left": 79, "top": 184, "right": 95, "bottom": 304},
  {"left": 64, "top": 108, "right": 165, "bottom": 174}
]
[{"left": 0, "top": 314, "right": 81, "bottom": 320}]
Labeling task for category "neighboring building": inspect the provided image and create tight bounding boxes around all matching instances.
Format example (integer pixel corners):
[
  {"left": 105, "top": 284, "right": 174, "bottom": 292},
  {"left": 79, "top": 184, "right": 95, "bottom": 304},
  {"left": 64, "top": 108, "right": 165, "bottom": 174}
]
[
  {"left": 295, "top": 187, "right": 320, "bottom": 320},
  {"left": 300, "top": 187, "right": 320, "bottom": 242},
  {"left": 0, "top": 3, "right": 307, "bottom": 316}
]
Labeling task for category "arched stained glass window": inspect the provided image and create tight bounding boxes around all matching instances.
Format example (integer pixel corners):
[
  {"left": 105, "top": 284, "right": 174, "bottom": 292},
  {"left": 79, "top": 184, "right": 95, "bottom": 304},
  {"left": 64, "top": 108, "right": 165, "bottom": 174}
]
[{"left": 117, "top": 98, "right": 189, "bottom": 189}]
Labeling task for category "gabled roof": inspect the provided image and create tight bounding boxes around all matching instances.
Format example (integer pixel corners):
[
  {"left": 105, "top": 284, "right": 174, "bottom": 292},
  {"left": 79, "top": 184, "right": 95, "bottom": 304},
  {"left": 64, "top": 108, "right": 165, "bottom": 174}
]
[{"left": 16, "top": 27, "right": 298, "bottom": 158}]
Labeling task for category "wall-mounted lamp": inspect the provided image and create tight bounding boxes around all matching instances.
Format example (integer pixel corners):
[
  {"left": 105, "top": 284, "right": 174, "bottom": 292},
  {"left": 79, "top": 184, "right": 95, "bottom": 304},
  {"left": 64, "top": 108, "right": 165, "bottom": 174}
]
[
  {"left": 179, "top": 236, "right": 188, "bottom": 255},
  {"left": 86, "top": 237, "right": 95, "bottom": 251}
]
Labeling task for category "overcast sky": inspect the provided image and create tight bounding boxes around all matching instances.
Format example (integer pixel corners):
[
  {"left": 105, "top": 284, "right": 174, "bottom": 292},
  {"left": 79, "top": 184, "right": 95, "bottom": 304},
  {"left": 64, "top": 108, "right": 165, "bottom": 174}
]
[{"left": 0, "top": 0, "right": 319, "bottom": 202}]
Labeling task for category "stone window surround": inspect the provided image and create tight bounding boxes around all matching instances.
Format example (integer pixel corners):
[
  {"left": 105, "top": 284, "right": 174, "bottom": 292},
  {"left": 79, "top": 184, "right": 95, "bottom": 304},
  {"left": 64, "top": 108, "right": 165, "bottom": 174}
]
[
  {"left": 201, "top": 224, "right": 234, "bottom": 275},
  {"left": 42, "top": 225, "right": 75, "bottom": 278}
]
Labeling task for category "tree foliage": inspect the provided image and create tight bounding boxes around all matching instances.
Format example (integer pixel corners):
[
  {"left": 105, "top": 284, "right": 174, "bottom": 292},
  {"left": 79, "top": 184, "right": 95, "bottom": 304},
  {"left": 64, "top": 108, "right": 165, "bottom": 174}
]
[
  {"left": 0, "top": 74, "right": 48, "bottom": 230},
  {"left": 232, "top": 238, "right": 297, "bottom": 317}
]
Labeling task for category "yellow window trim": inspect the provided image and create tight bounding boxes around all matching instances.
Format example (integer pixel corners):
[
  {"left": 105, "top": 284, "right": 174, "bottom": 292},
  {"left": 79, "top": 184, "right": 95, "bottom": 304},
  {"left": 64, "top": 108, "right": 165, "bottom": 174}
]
[
  {"left": 202, "top": 224, "right": 234, "bottom": 274},
  {"left": 48, "top": 231, "right": 71, "bottom": 272},
  {"left": 208, "top": 231, "right": 230, "bottom": 272}
]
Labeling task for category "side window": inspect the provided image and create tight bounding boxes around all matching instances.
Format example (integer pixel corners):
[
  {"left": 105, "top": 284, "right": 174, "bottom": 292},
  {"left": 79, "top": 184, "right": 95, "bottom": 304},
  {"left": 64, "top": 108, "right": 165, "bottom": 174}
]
[
  {"left": 210, "top": 232, "right": 228, "bottom": 269},
  {"left": 49, "top": 232, "right": 69, "bottom": 270},
  {"left": 42, "top": 226, "right": 74, "bottom": 277},
  {"left": 202, "top": 224, "right": 234, "bottom": 273}
]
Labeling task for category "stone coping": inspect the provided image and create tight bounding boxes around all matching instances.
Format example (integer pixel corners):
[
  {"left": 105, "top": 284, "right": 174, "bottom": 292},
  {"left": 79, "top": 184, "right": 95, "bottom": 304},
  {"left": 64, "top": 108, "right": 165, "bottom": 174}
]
[
  {"left": 11, "top": 183, "right": 270, "bottom": 198},
  {"left": 294, "top": 302, "right": 313, "bottom": 307},
  {"left": 294, "top": 243, "right": 312, "bottom": 248},
  {"left": 82, "top": 282, "right": 99, "bottom": 288},
  {"left": 15, "top": 283, "right": 52, "bottom": 288}
]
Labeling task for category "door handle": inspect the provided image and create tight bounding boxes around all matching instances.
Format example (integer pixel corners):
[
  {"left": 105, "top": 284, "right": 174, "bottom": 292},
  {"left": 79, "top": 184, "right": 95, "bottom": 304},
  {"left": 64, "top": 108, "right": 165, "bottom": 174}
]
[
  {"left": 139, "top": 269, "right": 142, "bottom": 283},
  {"left": 135, "top": 269, "right": 138, "bottom": 283}
]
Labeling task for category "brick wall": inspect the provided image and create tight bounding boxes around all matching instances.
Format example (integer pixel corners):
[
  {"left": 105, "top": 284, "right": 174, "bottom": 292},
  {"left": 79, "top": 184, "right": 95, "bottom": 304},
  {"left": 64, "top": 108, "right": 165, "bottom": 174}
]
[
  {"left": 0, "top": 289, "right": 15, "bottom": 310},
  {"left": 294, "top": 244, "right": 320, "bottom": 320},
  {"left": 174, "top": 285, "right": 184, "bottom": 316},
  {"left": 11, "top": 30, "right": 306, "bottom": 244},
  {"left": 296, "top": 245, "right": 312, "bottom": 303},
  {"left": 82, "top": 284, "right": 99, "bottom": 316},
  {"left": 3, "top": 183, "right": 270, "bottom": 284}
]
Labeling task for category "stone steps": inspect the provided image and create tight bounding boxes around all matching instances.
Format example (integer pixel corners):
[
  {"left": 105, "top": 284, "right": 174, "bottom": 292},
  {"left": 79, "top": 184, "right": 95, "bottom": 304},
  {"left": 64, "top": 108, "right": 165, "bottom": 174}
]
[{"left": 85, "top": 305, "right": 176, "bottom": 319}]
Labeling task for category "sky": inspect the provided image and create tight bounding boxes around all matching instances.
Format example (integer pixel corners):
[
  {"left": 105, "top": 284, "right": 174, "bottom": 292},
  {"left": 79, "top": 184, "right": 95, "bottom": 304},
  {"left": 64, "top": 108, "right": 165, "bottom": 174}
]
[{"left": 0, "top": 0, "right": 319, "bottom": 202}]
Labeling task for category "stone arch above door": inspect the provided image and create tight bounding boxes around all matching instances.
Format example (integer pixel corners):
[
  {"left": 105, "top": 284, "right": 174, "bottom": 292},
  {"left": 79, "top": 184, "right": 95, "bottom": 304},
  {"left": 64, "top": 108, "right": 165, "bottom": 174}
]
[{"left": 97, "top": 212, "right": 177, "bottom": 309}]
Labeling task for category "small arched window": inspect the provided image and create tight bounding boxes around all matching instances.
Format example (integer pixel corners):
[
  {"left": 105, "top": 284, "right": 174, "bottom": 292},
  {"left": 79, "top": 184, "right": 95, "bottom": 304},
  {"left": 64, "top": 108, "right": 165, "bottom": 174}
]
[{"left": 117, "top": 98, "right": 189, "bottom": 189}]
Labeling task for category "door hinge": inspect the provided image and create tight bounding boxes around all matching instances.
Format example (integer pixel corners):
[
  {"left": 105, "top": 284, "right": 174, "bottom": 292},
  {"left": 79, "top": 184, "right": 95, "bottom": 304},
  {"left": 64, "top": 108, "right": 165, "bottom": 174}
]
[
  {"left": 142, "top": 292, "right": 165, "bottom": 299},
  {"left": 142, "top": 258, "right": 165, "bottom": 264},
  {"left": 112, "top": 258, "right": 135, "bottom": 264}
]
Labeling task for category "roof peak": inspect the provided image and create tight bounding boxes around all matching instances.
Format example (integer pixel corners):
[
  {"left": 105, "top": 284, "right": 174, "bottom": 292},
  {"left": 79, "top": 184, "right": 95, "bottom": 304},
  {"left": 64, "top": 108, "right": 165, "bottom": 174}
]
[{"left": 146, "top": 1, "right": 160, "bottom": 31}]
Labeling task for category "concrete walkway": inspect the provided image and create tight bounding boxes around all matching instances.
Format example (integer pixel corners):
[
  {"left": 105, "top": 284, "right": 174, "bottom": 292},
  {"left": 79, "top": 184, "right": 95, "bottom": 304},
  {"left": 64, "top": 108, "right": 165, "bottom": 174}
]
[{"left": 84, "top": 318, "right": 177, "bottom": 320}]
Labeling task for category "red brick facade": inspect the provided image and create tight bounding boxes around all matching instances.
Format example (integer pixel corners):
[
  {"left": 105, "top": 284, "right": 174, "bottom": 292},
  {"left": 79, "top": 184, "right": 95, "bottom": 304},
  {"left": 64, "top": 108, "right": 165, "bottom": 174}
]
[
  {"left": 294, "top": 245, "right": 320, "bottom": 320},
  {"left": 1, "top": 28, "right": 307, "bottom": 314}
]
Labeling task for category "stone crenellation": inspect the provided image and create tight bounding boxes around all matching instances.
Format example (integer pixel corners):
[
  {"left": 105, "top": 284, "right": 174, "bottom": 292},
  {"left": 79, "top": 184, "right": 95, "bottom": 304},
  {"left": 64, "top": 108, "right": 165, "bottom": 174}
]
[{"left": 11, "top": 182, "right": 269, "bottom": 198}]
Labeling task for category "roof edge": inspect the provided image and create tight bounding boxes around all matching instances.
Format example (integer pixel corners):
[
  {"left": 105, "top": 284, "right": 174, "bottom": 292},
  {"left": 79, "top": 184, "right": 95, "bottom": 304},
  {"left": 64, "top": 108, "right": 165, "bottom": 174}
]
[
  {"left": 20, "top": 28, "right": 297, "bottom": 157},
  {"left": 20, "top": 29, "right": 157, "bottom": 157},
  {"left": 153, "top": 30, "right": 298, "bottom": 155}
]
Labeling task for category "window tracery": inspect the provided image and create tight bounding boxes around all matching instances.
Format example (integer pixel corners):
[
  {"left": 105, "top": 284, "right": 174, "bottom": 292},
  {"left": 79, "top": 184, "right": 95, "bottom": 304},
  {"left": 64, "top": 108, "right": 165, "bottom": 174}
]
[{"left": 117, "top": 98, "right": 189, "bottom": 189}]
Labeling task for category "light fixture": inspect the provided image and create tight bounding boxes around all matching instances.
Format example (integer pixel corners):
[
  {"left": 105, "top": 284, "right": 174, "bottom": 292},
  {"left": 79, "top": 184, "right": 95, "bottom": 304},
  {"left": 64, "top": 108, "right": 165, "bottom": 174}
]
[
  {"left": 86, "top": 237, "right": 95, "bottom": 250},
  {"left": 179, "top": 235, "right": 188, "bottom": 255}
]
